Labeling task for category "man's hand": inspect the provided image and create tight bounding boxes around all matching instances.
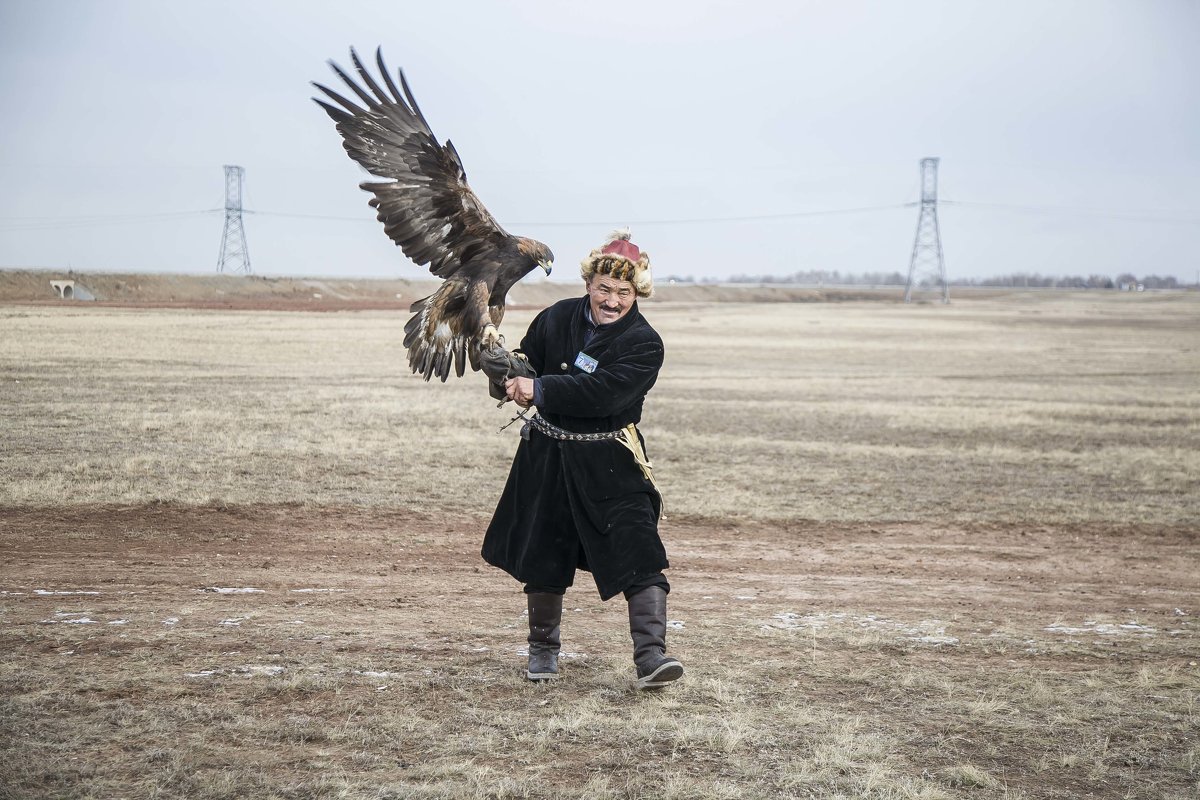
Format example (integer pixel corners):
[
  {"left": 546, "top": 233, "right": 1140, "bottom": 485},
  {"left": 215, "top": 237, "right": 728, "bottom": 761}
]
[{"left": 506, "top": 376, "right": 535, "bottom": 408}]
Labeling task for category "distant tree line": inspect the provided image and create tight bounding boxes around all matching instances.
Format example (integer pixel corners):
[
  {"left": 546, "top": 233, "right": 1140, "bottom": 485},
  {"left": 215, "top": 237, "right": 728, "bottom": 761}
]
[
  {"left": 947, "top": 272, "right": 1184, "bottom": 289},
  {"left": 661, "top": 270, "right": 1188, "bottom": 289}
]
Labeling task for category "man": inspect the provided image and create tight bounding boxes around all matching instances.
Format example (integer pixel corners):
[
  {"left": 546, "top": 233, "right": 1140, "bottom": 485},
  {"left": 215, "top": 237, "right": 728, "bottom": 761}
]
[{"left": 481, "top": 229, "right": 683, "bottom": 689}]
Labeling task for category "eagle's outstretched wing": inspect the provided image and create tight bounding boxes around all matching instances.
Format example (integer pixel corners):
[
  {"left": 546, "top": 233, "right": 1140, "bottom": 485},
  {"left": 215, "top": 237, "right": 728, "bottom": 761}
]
[
  {"left": 312, "top": 47, "right": 508, "bottom": 276},
  {"left": 312, "top": 49, "right": 553, "bottom": 383}
]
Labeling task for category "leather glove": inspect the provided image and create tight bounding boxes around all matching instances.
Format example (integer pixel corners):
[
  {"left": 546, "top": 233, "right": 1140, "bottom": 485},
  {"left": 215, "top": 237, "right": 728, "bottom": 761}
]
[{"left": 479, "top": 344, "right": 537, "bottom": 402}]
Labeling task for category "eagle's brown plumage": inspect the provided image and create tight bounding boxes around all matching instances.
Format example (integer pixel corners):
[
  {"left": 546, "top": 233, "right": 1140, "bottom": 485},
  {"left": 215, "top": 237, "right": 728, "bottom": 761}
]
[{"left": 312, "top": 47, "right": 554, "bottom": 381}]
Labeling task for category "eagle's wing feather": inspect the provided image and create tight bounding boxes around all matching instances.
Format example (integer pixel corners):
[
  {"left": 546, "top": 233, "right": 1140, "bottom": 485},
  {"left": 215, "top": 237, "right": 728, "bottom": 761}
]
[
  {"left": 312, "top": 47, "right": 509, "bottom": 280},
  {"left": 314, "top": 48, "right": 552, "bottom": 384}
]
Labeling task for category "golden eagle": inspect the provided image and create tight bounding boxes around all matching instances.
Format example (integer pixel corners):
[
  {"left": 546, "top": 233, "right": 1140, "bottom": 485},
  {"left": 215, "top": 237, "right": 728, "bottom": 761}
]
[{"left": 312, "top": 48, "right": 554, "bottom": 381}]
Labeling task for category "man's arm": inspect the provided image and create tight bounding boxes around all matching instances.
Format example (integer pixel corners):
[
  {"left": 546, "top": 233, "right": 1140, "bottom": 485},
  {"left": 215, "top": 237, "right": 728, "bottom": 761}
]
[
  {"left": 534, "top": 338, "right": 663, "bottom": 418},
  {"left": 499, "top": 308, "right": 550, "bottom": 407}
]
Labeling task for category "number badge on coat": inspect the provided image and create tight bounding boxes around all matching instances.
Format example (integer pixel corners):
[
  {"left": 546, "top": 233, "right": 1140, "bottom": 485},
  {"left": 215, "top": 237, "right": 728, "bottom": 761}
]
[{"left": 574, "top": 352, "right": 599, "bottom": 373}]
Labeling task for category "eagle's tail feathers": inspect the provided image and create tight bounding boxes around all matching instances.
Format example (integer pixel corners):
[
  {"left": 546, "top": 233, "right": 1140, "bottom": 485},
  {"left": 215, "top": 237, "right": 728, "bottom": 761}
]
[
  {"left": 408, "top": 294, "right": 432, "bottom": 315},
  {"left": 404, "top": 305, "right": 479, "bottom": 383},
  {"left": 402, "top": 309, "right": 423, "bottom": 347},
  {"left": 434, "top": 347, "right": 452, "bottom": 383},
  {"left": 453, "top": 339, "right": 467, "bottom": 378},
  {"left": 467, "top": 341, "right": 482, "bottom": 373}
]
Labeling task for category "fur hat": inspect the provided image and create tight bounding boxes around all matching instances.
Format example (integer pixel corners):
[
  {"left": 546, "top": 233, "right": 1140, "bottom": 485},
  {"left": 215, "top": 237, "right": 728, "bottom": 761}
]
[{"left": 580, "top": 228, "right": 653, "bottom": 298}]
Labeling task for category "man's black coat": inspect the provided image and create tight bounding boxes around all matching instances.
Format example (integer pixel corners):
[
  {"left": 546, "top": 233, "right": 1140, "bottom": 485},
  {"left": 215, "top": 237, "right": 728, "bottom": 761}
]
[{"left": 481, "top": 295, "right": 668, "bottom": 600}]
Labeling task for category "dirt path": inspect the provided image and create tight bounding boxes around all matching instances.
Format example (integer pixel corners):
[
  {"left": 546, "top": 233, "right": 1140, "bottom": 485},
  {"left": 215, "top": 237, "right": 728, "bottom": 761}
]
[
  {"left": 1, "top": 507, "right": 1196, "bottom": 798},
  {"left": 3, "top": 507, "right": 1192, "bottom": 632}
]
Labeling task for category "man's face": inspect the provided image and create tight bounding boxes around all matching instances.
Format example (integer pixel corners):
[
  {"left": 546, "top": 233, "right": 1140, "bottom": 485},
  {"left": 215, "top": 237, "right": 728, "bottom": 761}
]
[{"left": 586, "top": 275, "right": 636, "bottom": 325}]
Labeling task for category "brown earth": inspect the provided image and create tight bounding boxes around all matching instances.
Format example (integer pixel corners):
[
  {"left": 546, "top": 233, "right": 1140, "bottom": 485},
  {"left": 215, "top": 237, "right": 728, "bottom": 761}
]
[
  {"left": 0, "top": 267, "right": 979, "bottom": 311},
  {"left": 1, "top": 505, "right": 1196, "bottom": 798},
  {"left": 2, "top": 286, "right": 1197, "bottom": 797}
]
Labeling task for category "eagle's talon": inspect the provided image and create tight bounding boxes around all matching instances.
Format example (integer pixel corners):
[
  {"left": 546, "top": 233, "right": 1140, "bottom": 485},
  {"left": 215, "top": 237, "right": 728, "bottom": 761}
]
[{"left": 480, "top": 325, "right": 504, "bottom": 350}]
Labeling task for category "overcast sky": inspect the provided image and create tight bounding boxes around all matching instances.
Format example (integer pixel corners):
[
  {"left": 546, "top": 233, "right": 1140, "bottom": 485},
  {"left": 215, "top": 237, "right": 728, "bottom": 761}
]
[{"left": 1, "top": 0, "right": 1197, "bottom": 284}]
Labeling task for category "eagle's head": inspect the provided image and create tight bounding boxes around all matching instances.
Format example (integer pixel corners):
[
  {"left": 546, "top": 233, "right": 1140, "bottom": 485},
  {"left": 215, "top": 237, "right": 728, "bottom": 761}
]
[{"left": 518, "top": 238, "right": 554, "bottom": 276}]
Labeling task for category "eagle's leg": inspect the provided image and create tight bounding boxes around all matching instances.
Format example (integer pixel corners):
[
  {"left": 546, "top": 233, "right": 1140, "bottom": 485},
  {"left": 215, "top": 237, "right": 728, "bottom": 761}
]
[{"left": 480, "top": 323, "right": 505, "bottom": 351}]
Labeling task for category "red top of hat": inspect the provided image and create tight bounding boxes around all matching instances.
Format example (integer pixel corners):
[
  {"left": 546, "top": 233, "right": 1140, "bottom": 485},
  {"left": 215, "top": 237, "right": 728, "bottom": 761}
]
[{"left": 601, "top": 238, "right": 640, "bottom": 262}]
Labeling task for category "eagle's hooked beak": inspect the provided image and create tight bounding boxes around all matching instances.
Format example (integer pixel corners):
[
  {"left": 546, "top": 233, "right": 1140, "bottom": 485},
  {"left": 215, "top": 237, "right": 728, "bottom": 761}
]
[{"left": 539, "top": 259, "right": 553, "bottom": 276}]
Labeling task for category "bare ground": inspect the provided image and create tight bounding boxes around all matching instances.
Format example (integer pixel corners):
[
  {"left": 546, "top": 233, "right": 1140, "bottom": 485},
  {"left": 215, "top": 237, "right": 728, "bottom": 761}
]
[
  {"left": 0, "top": 267, "right": 988, "bottom": 311},
  {"left": 1, "top": 505, "right": 1196, "bottom": 799},
  {"left": 2, "top": 290, "right": 1197, "bottom": 797}
]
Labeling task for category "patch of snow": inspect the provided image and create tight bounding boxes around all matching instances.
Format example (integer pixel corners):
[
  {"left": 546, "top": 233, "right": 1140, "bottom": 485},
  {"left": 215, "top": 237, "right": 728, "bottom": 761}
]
[
  {"left": 285, "top": 620, "right": 305, "bottom": 625},
  {"left": 64, "top": 617, "right": 97, "bottom": 624},
  {"left": 40, "top": 612, "right": 93, "bottom": 624},
  {"left": 203, "top": 587, "right": 265, "bottom": 594},
  {"left": 515, "top": 648, "right": 587, "bottom": 660},
  {"left": 185, "top": 665, "right": 284, "bottom": 678},
  {"left": 290, "top": 588, "right": 347, "bottom": 593},
  {"left": 355, "top": 670, "right": 399, "bottom": 678},
  {"left": 234, "top": 665, "right": 284, "bottom": 676},
  {"left": 218, "top": 618, "right": 247, "bottom": 627},
  {"left": 108, "top": 619, "right": 129, "bottom": 625},
  {"left": 735, "top": 595, "right": 755, "bottom": 600},
  {"left": 897, "top": 620, "right": 959, "bottom": 646},
  {"left": 766, "top": 611, "right": 958, "bottom": 646},
  {"left": 909, "top": 634, "right": 959, "bottom": 645},
  {"left": 667, "top": 620, "right": 685, "bottom": 630},
  {"left": 163, "top": 617, "right": 180, "bottom": 626},
  {"left": 35, "top": 589, "right": 100, "bottom": 596},
  {"left": 1, "top": 591, "right": 26, "bottom": 595},
  {"left": 1044, "top": 620, "right": 1157, "bottom": 637},
  {"left": 769, "top": 611, "right": 847, "bottom": 630}
]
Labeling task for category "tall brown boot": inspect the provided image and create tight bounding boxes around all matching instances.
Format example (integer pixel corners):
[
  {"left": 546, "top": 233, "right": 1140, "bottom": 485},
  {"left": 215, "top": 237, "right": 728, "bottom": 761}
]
[
  {"left": 526, "top": 592, "right": 562, "bottom": 681},
  {"left": 627, "top": 586, "right": 684, "bottom": 689}
]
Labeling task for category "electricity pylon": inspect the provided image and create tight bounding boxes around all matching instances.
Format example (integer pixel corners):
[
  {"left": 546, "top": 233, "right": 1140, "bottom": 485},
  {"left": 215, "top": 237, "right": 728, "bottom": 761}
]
[
  {"left": 904, "top": 157, "right": 948, "bottom": 303},
  {"left": 217, "top": 165, "right": 251, "bottom": 274}
]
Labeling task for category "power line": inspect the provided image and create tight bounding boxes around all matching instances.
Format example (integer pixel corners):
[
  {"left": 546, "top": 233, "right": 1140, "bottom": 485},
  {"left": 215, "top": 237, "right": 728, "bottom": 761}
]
[
  {"left": 3, "top": 199, "right": 1199, "bottom": 233},
  {"left": 508, "top": 203, "right": 912, "bottom": 228},
  {"left": 243, "top": 209, "right": 375, "bottom": 222},
  {"left": 242, "top": 203, "right": 913, "bottom": 226},
  {"left": 0, "top": 209, "right": 220, "bottom": 232},
  {"left": 941, "top": 199, "right": 1200, "bottom": 224}
]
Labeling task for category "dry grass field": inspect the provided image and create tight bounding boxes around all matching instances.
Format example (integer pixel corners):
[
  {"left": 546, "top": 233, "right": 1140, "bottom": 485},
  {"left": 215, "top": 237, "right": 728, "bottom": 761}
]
[{"left": 1, "top": 289, "right": 1197, "bottom": 798}]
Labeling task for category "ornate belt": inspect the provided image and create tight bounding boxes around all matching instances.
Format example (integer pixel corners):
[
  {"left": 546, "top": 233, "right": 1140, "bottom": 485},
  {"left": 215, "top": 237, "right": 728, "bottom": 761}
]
[{"left": 525, "top": 414, "right": 624, "bottom": 441}]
